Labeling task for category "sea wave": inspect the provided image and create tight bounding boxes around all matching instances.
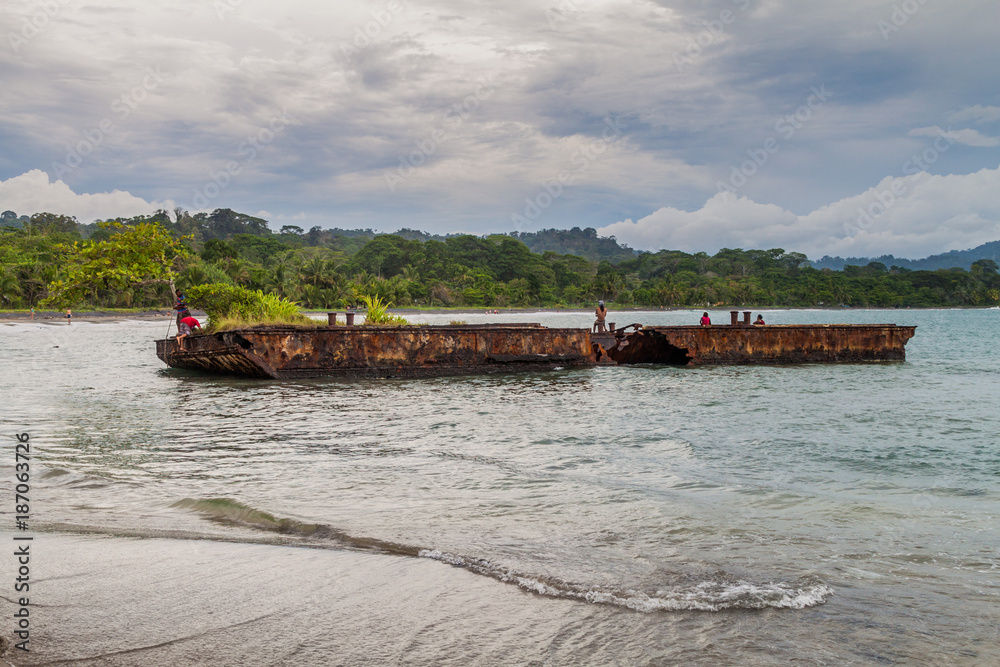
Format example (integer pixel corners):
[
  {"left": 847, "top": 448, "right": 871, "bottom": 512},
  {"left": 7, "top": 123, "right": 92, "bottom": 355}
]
[
  {"left": 418, "top": 549, "right": 831, "bottom": 612},
  {"left": 174, "top": 497, "right": 832, "bottom": 613}
]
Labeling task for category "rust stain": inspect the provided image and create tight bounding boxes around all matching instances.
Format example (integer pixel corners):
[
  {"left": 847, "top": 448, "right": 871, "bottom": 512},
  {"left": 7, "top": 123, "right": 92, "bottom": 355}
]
[{"left": 604, "top": 324, "right": 917, "bottom": 366}]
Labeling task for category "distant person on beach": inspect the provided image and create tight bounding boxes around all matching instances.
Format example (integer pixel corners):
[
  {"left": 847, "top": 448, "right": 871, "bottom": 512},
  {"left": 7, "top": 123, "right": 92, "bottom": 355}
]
[
  {"left": 29, "top": 307, "right": 34, "bottom": 320},
  {"left": 754, "top": 315, "right": 766, "bottom": 325},
  {"left": 66, "top": 308, "right": 72, "bottom": 324},
  {"left": 593, "top": 301, "right": 608, "bottom": 332},
  {"left": 175, "top": 316, "right": 202, "bottom": 349},
  {"left": 699, "top": 312, "right": 711, "bottom": 326}
]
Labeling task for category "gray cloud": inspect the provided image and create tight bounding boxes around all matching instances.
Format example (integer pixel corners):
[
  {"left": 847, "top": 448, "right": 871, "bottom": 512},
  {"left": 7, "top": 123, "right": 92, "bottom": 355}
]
[{"left": 1, "top": 0, "right": 998, "bottom": 255}]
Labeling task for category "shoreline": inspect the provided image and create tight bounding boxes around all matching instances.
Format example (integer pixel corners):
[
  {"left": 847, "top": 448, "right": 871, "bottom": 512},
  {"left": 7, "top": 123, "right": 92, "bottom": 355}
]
[
  {"left": 0, "top": 310, "right": 203, "bottom": 324},
  {"left": 1, "top": 304, "right": 991, "bottom": 325}
]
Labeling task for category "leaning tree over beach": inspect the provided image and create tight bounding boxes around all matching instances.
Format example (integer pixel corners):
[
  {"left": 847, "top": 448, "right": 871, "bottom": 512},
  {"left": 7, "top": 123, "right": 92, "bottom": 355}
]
[{"left": 42, "top": 221, "right": 190, "bottom": 308}]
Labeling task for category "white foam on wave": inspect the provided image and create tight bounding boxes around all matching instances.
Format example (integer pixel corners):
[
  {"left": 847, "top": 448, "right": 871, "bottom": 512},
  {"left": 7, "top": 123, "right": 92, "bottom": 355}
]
[{"left": 419, "top": 549, "right": 833, "bottom": 612}]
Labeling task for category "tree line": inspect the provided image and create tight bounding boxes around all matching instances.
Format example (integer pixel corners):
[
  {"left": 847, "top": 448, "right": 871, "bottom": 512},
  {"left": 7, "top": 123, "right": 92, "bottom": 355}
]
[{"left": 2, "top": 209, "right": 999, "bottom": 310}]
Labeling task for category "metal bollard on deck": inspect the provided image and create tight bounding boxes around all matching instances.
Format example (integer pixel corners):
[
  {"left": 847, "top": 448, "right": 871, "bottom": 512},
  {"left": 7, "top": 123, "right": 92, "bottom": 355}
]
[
  {"left": 730, "top": 311, "right": 739, "bottom": 326},
  {"left": 345, "top": 312, "right": 355, "bottom": 326},
  {"left": 743, "top": 311, "right": 752, "bottom": 325},
  {"left": 328, "top": 312, "right": 337, "bottom": 325}
]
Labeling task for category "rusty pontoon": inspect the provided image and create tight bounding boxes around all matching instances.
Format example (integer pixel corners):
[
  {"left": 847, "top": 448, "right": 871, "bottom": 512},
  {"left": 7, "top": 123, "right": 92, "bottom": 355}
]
[
  {"left": 157, "top": 323, "right": 597, "bottom": 379},
  {"left": 156, "top": 316, "right": 916, "bottom": 379}
]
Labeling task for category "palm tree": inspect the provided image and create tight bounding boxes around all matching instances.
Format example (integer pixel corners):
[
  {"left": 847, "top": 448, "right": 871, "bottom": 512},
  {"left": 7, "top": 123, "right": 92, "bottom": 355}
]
[
  {"left": 300, "top": 257, "right": 328, "bottom": 288},
  {"left": 179, "top": 266, "right": 208, "bottom": 290},
  {"left": 326, "top": 273, "right": 355, "bottom": 307},
  {"left": 299, "top": 284, "right": 322, "bottom": 309},
  {"left": 400, "top": 264, "right": 420, "bottom": 282},
  {"left": 596, "top": 273, "right": 625, "bottom": 301},
  {"left": 264, "top": 262, "right": 288, "bottom": 296},
  {"left": 0, "top": 271, "right": 21, "bottom": 306},
  {"left": 223, "top": 259, "right": 252, "bottom": 286}
]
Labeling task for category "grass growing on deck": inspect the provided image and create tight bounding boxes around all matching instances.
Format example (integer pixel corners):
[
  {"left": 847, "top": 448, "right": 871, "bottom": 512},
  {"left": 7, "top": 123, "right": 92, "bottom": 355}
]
[
  {"left": 360, "top": 294, "right": 409, "bottom": 325},
  {"left": 186, "top": 283, "right": 313, "bottom": 332}
]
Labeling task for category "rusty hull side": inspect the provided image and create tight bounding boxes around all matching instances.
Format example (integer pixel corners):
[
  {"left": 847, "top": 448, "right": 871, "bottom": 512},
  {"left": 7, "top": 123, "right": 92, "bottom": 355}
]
[
  {"left": 156, "top": 324, "right": 597, "bottom": 379},
  {"left": 156, "top": 336, "right": 276, "bottom": 377},
  {"left": 606, "top": 324, "right": 916, "bottom": 365}
]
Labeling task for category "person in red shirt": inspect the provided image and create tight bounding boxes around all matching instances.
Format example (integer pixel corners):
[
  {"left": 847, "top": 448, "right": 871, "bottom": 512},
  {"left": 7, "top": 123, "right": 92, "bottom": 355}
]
[
  {"left": 699, "top": 312, "right": 711, "bottom": 326},
  {"left": 175, "top": 316, "right": 202, "bottom": 349},
  {"left": 754, "top": 314, "right": 766, "bottom": 325}
]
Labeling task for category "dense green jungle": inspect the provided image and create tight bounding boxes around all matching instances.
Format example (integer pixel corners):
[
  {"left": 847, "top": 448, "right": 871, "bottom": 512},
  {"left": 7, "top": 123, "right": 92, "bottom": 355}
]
[{"left": 2, "top": 208, "right": 998, "bottom": 310}]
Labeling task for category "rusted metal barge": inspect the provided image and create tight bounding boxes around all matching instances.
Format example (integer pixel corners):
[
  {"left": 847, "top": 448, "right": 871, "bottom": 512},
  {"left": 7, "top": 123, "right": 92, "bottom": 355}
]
[
  {"left": 157, "top": 323, "right": 597, "bottom": 379},
  {"left": 156, "top": 316, "right": 916, "bottom": 379},
  {"left": 593, "top": 323, "right": 915, "bottom": 366}
]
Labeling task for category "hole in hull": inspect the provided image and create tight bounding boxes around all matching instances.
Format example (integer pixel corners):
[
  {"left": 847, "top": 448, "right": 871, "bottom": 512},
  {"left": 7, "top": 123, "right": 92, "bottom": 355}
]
[{"left": 608, "top": 331, "right": 691, "bottom": 366}]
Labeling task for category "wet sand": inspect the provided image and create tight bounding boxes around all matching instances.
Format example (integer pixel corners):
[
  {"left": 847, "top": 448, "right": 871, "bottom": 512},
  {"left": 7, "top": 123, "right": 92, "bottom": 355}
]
[
  {"left": 0, "top": 532, "right": 702, "bottom": 666},
  {"left": 5, "top": 531, "right": 990, "bottom": 666}
]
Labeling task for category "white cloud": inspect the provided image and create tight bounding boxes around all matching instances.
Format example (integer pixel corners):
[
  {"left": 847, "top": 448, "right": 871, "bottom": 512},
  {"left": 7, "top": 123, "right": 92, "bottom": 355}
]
[
  {"left": 909, "top": 126, "right": 1000, "bottom": 148},
  {"left": 598, "top": 164, "right": 1000, "bottom": 259},
  {"left": 0, "top": 170, "right": 172, "bottom": 223},
  {"left": 947, "top": 105, "right": 1000, "bottom": 125}
]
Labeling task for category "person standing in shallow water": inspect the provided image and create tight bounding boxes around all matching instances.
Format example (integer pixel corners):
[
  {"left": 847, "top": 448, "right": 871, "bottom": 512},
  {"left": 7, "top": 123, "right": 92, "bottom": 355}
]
[
  {"left": 700, "top": 312, "right": 711, "bottom": 326},
  {"left": 66, "top": 308, "right": 72, "bottom": 325},
  {"left": 593, "top": 301, "right": 608, "bottom": 332}
]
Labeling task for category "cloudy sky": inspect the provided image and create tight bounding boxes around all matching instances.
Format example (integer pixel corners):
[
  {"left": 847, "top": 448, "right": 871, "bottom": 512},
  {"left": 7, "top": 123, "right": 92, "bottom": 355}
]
[{"left": 2, "top": 0, "right": 999, "bottom": 259}]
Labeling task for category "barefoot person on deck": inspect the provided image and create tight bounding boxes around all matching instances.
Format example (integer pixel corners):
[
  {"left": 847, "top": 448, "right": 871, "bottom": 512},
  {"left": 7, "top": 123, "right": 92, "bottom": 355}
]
[
  {"left": 175, "top": 316, "right": 202, "bottom": 350},
  {"left": 593, "top": 301, "right": 608, "bottom": 333}
]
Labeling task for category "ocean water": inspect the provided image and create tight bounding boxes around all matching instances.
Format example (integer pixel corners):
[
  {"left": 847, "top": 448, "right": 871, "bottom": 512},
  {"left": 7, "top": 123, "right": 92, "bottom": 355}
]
[{"left": 1, "top": 309, "right": 997, "bottom": 665}]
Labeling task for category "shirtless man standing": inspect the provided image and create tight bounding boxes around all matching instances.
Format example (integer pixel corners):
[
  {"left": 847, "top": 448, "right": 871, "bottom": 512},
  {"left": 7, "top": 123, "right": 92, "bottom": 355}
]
[{"left": 593, "top": 301, "right": 608, "bottom": 333}]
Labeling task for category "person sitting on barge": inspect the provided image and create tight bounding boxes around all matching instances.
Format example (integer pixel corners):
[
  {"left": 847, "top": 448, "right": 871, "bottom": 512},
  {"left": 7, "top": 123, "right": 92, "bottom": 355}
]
[
  {"left": 700, "top": 312, "right": 711, "bottom": 326},
  {"left": 754, "top": 314, "right": 766, "bottom": 325}
]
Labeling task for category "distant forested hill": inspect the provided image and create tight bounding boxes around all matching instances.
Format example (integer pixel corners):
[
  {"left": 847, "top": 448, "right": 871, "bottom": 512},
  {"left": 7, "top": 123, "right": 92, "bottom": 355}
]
[
  {"left": 813, "top": 240, "right": 1000, "bottom": 271},
  {"left": 511, "top": 227, "right": 637, "bottom": 263}
]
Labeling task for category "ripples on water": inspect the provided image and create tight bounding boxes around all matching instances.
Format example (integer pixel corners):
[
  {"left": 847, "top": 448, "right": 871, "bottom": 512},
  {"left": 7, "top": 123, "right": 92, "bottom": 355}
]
[{"left": 2, "top": 309, "right": 998, "bottom": 664}]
